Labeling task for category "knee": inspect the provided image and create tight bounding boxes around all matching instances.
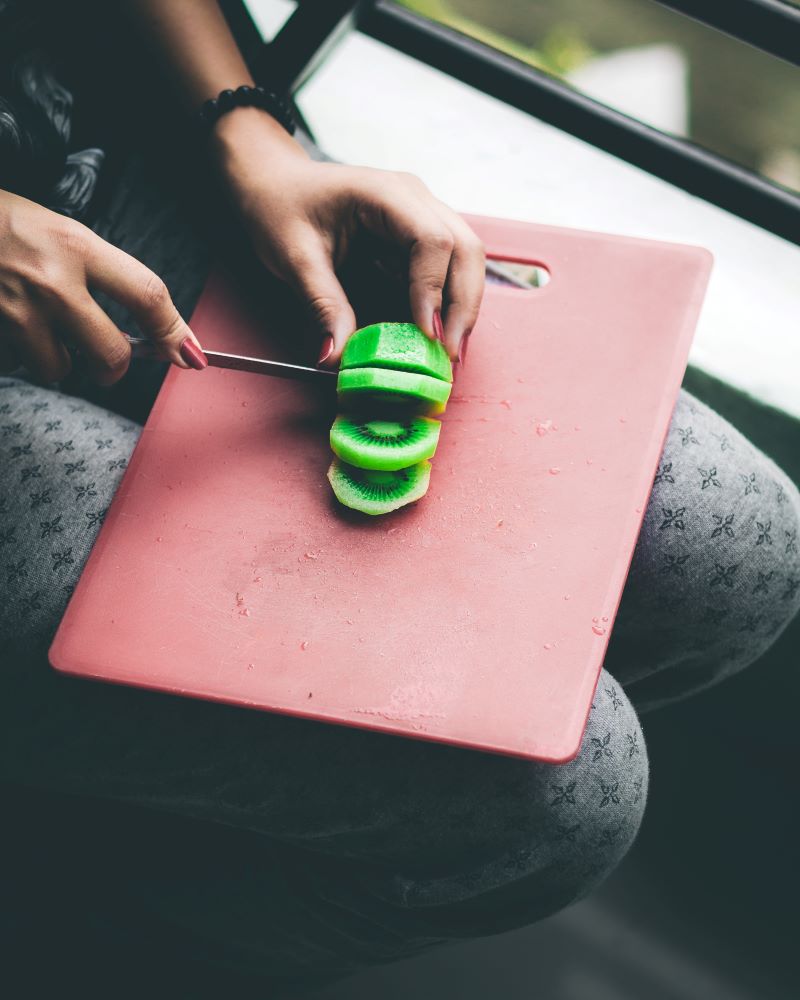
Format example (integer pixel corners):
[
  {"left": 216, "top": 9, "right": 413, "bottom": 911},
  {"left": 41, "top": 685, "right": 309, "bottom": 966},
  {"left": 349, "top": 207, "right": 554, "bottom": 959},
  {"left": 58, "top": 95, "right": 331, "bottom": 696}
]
[
  {"left": 522, "top": 673, "right": 649, "bottom": 903},
  {"left": 630, "top": 391, "right": 800, "bottom": 651},
  {"left": 745, "top": 468, "right": 800, "bottom": 654},
  {"left": 392, "top": 674, "right": 647, "bottom": 934}
]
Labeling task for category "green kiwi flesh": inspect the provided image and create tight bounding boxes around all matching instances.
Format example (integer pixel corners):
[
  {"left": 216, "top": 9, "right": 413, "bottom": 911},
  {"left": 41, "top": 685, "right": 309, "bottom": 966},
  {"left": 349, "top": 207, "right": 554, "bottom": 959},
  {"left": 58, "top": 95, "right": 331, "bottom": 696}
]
[
  {"left": 330, "top": 415, "right": 441, "bottom": 471},
  {"left": 340, "top": 322, "right": 452, "bottom": 383},
  {"left": 327, "top": 459, "right": 431, "bottom": 515},
  {"left": 337, "top": 367, "right": 451, "bottom": 416}
]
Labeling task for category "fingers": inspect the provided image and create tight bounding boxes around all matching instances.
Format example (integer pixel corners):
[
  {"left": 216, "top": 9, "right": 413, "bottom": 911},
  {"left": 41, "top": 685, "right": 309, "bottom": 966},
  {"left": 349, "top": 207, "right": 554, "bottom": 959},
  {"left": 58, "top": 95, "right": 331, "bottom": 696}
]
[
  {"left": 2, "top": 318, "right": 71, "bottom": 383},
  {"left": 278, "top": 237, "right": 357, "bottom": 366},
  {"left": 82, "top": 231, "right": 203, "bottom": 368},
  {"left": 358, "top": 175, "right": 485, "bottom": 361},
  {"left": 435, "top": 212, "right": 485, "bottom": 362},
  {"left": 59, "top": 294, "right": 132, "bottom": 386},
  {"left": 358, "top": 188, "right": 452, "bottom": 343},
  {"left": 0, "top": 335, "right": 22, "bottom": 374}
]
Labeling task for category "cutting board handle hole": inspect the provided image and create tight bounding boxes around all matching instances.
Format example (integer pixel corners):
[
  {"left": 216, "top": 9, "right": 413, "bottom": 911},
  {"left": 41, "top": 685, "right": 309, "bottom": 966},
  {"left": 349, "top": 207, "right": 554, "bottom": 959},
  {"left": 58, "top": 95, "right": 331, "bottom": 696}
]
[{"left": 486, "top": 257, "right": 550, "bottom": 290}]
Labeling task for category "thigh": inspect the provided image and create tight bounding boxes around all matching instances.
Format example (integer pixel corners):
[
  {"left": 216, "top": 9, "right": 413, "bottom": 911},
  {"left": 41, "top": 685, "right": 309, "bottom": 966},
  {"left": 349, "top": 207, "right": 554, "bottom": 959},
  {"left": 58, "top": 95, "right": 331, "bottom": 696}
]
[
  {"left": 2, "top": 380, "right": 645, "bottom": 875},
  {"left": 0, "top": 378, "right": 139, "bottom": 655},
  {"left": 606, "top": 389, "right": 800, "bottom": 710},
  {"left": 50, "top": 672, "right": 646, "bottom": 990},
  {"left": 2, "top": 379, "right": 648, "bottom": 984}
]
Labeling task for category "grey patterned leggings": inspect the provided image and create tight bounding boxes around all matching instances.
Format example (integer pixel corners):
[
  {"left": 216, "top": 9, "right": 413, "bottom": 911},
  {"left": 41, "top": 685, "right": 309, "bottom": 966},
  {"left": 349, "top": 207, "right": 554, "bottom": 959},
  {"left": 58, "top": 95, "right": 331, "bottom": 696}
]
[{"left": 2, "top": 164, "right": 800, "bottom": 992}]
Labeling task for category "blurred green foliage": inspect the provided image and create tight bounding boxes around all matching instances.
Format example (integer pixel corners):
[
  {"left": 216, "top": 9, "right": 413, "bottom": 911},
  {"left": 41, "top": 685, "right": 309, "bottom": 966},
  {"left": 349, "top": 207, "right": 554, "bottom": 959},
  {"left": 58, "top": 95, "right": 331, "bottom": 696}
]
[{"left": 399, "top": 0, "right": 800, "bottom": 190}]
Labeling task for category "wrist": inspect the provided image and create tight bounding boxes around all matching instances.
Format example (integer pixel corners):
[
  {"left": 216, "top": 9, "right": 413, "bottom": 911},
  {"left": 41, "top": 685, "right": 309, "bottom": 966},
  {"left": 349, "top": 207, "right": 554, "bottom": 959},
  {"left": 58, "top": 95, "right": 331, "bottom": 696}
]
[
  {"left": 211, "top": 105, "right": 307, "bottom": 164},
  {"left": 210, "top": 105, "right": 309, "bottom": 190}
]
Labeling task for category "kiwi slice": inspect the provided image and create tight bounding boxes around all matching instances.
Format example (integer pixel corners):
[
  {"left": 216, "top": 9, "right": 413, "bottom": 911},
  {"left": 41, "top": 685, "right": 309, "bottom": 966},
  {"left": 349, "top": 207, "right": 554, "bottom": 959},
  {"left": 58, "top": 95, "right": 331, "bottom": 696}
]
[
  {"left": 341, "top": 322, "right": 452, "bottom": 383},
  {"left": 328, "top": 459, "right": 432, "bottom": 515},
  {"left": 337, "top": 367, "right": 451, "bottom": 416},
  {"left": 330, "top": 415, "right": 441, "bottom": 471}
]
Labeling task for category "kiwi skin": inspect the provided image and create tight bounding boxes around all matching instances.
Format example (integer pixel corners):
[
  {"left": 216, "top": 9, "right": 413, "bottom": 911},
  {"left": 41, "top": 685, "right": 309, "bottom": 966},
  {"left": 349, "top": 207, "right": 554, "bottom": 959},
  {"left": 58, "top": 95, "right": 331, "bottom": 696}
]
[
  {"left": 341, "top": 322, "right": 453, "bottom": 384},
  {"left": 330, "top": 415, "right": 441, "bottom": 471},
  {"left": 327, "top": 459, "right": 432, "bottom": 515}
]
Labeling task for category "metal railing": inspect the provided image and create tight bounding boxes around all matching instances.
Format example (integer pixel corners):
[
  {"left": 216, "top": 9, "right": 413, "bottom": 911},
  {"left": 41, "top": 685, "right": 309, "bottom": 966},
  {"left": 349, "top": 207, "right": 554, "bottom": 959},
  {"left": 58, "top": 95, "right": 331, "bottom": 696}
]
[
  {"left": 222, "top": 0, "right": 800, "bottom": 245},
  {"left": 656, "top": 0, "right": 800, "bottom": 66}
]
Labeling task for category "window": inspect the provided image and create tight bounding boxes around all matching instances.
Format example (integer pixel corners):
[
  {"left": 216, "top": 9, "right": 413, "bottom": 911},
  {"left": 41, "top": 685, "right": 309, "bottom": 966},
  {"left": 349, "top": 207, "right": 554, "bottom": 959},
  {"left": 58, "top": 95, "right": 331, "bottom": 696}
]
[{"left": 398, "top": 0, "right": 800, "bottom": 192}]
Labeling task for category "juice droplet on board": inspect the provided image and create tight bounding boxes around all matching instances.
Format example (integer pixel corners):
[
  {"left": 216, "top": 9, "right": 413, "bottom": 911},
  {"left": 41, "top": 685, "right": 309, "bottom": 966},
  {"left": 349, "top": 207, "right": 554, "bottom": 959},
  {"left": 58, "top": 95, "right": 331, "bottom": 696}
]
[
  {"left": 500, "top": 399, "right": 512, "bottom": 409},
  {"left": 591, "top": 625, "right": 606, "bottom": 636},
  {"left": 564, "top": 594, "right": 571, "bottom": 601},
  {"left": 300, "top": 640, "right": 309, "bottom": 650},
  {"left": 602, "top": 616, "right": 609, "bottom": 622},
  {"left": 543, "top": 643, "right": 553, "bottom": 651},
  {"left": 592, "top": 616, "right": 599, "bottom": 623},
  {"left": 549, "top": 467, "right": 561, "bottom": 476},
  {"left": 239, "top": 608, "right": 250, "bottom": 617}
]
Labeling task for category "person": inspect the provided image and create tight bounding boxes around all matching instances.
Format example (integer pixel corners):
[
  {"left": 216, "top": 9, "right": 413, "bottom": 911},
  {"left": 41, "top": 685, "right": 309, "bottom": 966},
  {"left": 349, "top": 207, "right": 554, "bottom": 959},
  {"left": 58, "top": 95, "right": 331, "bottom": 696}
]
[{"left": 2, "top": 1, "right": 799, "bottom": 994}]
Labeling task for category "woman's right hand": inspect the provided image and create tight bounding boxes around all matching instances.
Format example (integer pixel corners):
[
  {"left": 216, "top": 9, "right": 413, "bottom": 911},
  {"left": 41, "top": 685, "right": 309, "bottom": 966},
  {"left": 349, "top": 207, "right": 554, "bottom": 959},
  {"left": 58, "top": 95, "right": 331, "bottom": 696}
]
[{"left": 0, "top": 189, "right": 204, "bottom": 383}]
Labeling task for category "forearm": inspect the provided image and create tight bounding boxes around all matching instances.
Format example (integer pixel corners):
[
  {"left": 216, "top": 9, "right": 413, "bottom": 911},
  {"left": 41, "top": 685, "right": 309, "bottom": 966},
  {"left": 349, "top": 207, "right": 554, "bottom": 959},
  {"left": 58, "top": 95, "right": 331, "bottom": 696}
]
[
  {"left": 125, "top": 0, "right": 252, "bottom": 107},
  {"left": 123, "top": 0, "right": 304, "bottom": 165},
  {"left": 118, "top": 3, "right": 482, "bottom": 360}
]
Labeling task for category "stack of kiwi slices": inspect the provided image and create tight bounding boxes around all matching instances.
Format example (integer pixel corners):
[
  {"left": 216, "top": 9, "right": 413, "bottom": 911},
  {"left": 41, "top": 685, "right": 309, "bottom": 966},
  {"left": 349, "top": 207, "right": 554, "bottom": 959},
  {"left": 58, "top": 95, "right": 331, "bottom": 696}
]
[{"left": 328, "top": 322, "right": 453, "bottom": 515}]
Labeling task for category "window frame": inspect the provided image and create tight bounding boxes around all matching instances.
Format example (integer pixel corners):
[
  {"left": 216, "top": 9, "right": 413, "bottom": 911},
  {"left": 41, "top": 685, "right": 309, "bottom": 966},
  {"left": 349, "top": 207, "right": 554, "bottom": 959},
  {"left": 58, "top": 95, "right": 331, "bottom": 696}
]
[{"left": 222, "top": 0, "right": 800, "bottom": 245}]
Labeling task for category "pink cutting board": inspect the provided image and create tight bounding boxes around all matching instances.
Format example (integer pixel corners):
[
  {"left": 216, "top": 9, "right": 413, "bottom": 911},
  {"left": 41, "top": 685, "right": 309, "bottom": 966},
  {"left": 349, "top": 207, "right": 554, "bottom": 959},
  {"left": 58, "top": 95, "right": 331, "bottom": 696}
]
[{"left": 50, "top": 216, "right": 712, "bottom": 762}]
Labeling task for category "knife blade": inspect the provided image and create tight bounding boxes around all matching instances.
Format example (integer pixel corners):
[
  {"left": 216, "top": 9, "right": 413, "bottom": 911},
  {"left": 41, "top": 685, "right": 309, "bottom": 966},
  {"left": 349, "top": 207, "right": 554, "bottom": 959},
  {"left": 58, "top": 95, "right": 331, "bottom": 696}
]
[{"left": 124, "top": 335, "right": 337, "bottom": 384}]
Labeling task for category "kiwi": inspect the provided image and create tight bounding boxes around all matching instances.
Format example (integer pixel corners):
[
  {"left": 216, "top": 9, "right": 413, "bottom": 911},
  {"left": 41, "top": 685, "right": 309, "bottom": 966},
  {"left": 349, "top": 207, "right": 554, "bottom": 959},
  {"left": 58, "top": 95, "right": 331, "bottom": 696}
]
[
  {"left": 327, "top": 458, "right": 432, "bottom": 515},
  {"left": 341, "top": 322, "right": 452, "bottom": 383},
  {"left": 337, "top": 367, "right": 452, "bottom": 416},
  {"left": 330, "top": 415, "right": 441, "bottom": 471}
]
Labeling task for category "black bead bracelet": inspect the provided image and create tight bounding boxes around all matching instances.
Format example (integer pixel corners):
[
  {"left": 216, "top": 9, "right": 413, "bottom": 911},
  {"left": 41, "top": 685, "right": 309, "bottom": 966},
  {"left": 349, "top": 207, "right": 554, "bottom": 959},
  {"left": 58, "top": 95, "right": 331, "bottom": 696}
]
[{"left": 200, "top": 84, "right": 296, "bottom": 135}]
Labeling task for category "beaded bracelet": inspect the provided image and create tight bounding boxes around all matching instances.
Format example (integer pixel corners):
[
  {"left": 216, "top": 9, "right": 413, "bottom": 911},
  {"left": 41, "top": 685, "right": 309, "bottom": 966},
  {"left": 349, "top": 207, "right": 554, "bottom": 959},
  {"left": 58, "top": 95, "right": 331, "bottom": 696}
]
[{"left": 199, "top": 84, "right": 296, "bottom": 135}]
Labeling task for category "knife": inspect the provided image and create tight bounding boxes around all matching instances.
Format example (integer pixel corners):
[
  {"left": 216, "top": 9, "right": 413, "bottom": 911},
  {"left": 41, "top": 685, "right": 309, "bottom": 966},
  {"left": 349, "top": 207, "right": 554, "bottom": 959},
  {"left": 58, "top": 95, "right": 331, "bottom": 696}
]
[{"left": 124, "top": 335, "right": 337, "bottom": 384}]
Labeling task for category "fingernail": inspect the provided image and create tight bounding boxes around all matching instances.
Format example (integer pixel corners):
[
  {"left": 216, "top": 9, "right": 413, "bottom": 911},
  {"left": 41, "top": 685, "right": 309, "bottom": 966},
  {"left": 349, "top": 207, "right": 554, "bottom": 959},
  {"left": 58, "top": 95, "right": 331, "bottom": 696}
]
[
  {"left": 432, "top": 310, "right": 444, "bottom": 343},
  {"left": 317, "top": 335, "right": 334, "bottom": 366},
  {"left": 458, "top": 334, "right": 470, "bottom": 366},
  {"left": 180, "top": 337, "right": 208, "bottom": 370}
]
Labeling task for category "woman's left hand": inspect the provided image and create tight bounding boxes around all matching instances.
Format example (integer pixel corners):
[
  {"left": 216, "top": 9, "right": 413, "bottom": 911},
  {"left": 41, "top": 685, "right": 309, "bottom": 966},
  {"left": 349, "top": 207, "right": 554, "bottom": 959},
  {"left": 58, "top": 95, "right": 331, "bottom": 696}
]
[{"left": 213, "top": 109, "right": 485, "bottom": 367}]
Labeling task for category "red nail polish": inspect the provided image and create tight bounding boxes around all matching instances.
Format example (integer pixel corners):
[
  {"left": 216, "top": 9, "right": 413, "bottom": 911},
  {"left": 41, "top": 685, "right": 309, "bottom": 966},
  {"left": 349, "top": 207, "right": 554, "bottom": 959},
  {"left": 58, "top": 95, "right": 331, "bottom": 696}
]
[
  {"left": 318, "top": 335, "right": 334, "bottom": 366},
  {"left": 180, "top": 337, "right": 208, "bottom": 370},
  {"left": 433, "top": 310, "right": 444, "bottom": 343}
]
